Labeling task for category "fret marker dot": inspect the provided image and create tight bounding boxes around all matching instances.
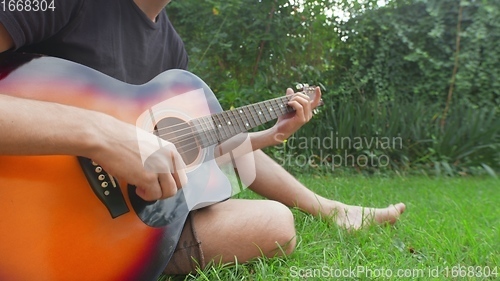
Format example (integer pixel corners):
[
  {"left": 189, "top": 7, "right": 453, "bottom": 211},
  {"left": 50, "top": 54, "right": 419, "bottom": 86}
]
[
  {"left": 280, "top": 104, "right": 284, "bottom": 108},
  {"left": 269, "top": 108, "right": 273, "bottom": 111},
  {"left": 239, "top": 110, "right": 243, "bottom": 113},
  {"left": 218, "top": 124, "right": 222, "bottom": 128},
  {"left": 245, "top": 123, "right": 249, "bottom": 127},
  {"left": 227, "top": 121, "right": 232, "bottom": 125},
  {"left": 258, "top": 111, "right": 262, "bottom": 115}
]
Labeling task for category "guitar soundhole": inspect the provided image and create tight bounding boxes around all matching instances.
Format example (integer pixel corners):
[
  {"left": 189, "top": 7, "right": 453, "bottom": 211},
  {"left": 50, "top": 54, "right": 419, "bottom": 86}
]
[{"left": 154, "top": 117, "right": 200, "bottom": 166}]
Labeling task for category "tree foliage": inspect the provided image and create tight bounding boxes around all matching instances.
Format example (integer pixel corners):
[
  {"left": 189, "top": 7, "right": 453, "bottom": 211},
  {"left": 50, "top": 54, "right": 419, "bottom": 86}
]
[
  {"left": 168, "top": 0, "right": 500, "bottom": 173},
  {"left": 169, "top": 0, "right": 498, "bottom": 108},
  {"left": 332, "top": 0, "right": 500, "bottom": 107},
  {"left": 168, "top": 0, "right": 334, "bottom": 106}
]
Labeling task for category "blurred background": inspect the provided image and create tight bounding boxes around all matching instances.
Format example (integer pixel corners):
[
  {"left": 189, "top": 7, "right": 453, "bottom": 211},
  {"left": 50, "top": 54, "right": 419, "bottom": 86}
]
[{"left": 168, "top": 0, "right": 499, "bottom": 177}]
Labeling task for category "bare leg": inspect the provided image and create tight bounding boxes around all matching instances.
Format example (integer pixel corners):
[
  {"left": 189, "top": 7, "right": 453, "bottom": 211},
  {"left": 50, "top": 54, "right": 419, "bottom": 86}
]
[
  {"left": 193, "top": 199, "right": 296, "bottom": 265},
  {"left": 247, "top": 150, "right": 405, "bottom": 230}
]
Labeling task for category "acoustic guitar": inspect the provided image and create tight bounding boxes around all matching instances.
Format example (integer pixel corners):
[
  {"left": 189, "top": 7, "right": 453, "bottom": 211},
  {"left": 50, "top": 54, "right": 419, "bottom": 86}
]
[{"left": 0, "top": 53, "right": 317, "bottom": 281}]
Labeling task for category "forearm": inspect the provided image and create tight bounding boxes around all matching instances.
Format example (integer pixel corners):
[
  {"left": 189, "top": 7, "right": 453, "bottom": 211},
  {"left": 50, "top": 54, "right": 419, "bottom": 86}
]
[
  {"left": 248, "top": 127, "right": 281, "bottom": 150},
  {"left": 0, "top": 94, "right": 187, "bottom": 201},
  {"left": 0, "top": 94, "right": 103, "bottom": 157}
]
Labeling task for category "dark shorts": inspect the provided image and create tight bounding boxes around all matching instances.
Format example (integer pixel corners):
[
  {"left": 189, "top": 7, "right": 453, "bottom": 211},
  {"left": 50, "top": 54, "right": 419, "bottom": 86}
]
[{"left": 163, "top": 211, "right": 205, "bottom": 275}]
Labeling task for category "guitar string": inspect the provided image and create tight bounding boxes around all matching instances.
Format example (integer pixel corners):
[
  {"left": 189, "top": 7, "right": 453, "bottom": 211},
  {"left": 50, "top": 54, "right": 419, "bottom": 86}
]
[
  {"left": 151, "top": 105, "right": 287, "bottom": 158},
  {"left": 150, "top": 95, "right": 292, "bottom": 146},
  {"left": 149, "top": 99, "right": 313, "bottom": 161},
  {"left": 155, "top": 92, "right": 301, "bottom": 153},
  {"left": 151, "top": 94, "right": 293, "bottom": 135},
  {"left": 140, "top": 88, "right": 315, "bottom": 156},
  {"left": 155, "top": 112, "right": 278, "bottom": 155},
  {"left": 161, "top": 86, "right": 315, "bottom": 146},
  {"left": 150, "top": 88, "right": 314, "bottom": 136},
  {"left": 157, "top": 98, "right": 293, "bottom": 151},
  {"left": 163, "top": 101, "right": 295, "bottom": 157}
]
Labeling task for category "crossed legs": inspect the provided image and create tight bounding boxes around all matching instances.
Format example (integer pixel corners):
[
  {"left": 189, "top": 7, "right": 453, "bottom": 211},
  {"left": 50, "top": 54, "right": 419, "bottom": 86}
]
[{"left": 163, "top": 151, "right": 405, "bottom": 275}]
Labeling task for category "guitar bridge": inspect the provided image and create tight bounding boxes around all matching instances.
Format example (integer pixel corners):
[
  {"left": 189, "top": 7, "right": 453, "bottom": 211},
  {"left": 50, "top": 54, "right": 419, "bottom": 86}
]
[{"left": 77, "top": 157, "right": 129, "bottom": 218}]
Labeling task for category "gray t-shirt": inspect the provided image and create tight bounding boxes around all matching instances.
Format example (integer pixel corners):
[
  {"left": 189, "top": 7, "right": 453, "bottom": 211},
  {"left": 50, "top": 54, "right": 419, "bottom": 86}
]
[{"left": 0, "top": 0, "right": 188, "bottom": 84}]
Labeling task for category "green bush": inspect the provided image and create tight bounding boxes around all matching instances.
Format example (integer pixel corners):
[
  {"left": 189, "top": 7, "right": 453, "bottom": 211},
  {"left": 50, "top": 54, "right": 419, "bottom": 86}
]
[{"left": 268, "top": 100, "right": 500, "bottom": 176}]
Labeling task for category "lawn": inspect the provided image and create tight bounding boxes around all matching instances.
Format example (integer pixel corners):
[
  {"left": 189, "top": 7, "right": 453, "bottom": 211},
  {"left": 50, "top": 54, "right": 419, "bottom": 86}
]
[{"left": 161, "top": 175, "right": 499, "bottom": 280}]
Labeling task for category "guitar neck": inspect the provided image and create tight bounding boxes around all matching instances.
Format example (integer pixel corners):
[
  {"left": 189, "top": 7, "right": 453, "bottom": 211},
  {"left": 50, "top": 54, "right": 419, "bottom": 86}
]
[{"left": 191, "top": 95, "right": 295, "bottom": 148}]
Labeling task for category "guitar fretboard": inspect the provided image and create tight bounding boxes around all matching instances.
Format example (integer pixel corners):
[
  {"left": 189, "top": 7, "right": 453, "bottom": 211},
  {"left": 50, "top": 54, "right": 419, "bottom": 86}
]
[{"left": 190, "top": 95, "right": 294, "bottom": 148}]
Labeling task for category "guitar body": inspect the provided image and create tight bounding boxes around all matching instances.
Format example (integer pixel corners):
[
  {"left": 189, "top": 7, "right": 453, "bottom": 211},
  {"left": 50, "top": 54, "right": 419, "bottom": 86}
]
[{"left": 0, "top": 54, "right": 235, "bottom": 281}]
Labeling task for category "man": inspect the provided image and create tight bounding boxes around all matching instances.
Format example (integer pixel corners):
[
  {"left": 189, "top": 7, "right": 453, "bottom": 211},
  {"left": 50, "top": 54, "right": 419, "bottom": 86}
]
[{"left": 0, "top": 0, "right": 405, "bottom": 276}]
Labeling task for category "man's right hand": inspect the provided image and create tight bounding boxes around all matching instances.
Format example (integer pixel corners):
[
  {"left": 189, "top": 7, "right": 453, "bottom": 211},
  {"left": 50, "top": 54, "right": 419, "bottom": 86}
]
[{"left": 88, "top": 114, "right": 188, "bottom": 201}]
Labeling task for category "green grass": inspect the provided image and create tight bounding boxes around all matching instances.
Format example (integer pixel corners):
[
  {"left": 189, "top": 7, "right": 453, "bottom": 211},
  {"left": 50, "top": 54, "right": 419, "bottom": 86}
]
[{"left": 160, "top": 175, "right": 500, "bottom": 280}]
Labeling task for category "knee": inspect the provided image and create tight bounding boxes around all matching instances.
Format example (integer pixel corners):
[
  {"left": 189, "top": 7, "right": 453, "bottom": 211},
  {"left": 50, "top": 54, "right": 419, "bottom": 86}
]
[{"left": 265, "top": 201, "right": 297, "bottom": 256}]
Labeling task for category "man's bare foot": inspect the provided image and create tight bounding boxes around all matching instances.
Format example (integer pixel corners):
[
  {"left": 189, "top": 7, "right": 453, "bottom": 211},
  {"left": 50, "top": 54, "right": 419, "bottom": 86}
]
[{"left": 330, "top": 202, "right": 406, "bottom": 230}]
